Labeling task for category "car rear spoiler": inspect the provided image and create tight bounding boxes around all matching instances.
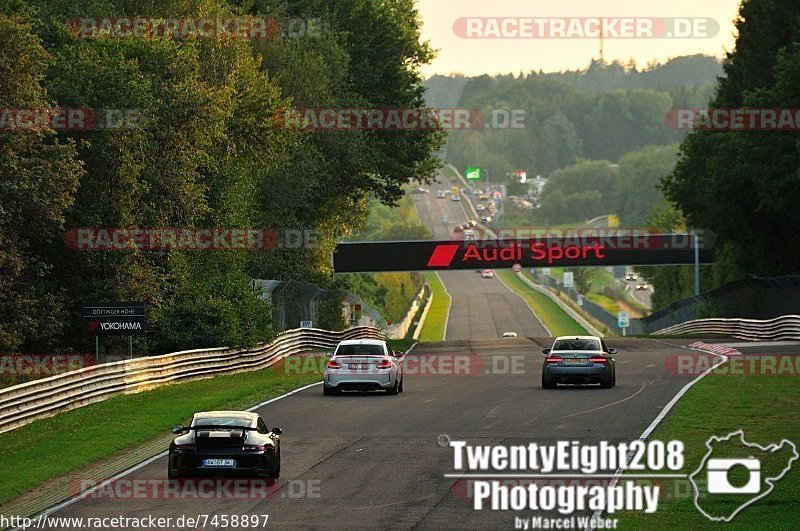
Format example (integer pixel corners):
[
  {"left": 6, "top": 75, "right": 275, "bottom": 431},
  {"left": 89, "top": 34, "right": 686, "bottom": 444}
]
[{"left": 172, "top": 425, "right": 258, "bottom": 434}]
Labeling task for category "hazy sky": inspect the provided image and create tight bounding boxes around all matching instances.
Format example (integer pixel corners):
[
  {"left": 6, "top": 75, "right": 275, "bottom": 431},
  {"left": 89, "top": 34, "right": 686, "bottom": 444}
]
[{"left": 418, "top": 0, "right": 742, "bottom": 77}]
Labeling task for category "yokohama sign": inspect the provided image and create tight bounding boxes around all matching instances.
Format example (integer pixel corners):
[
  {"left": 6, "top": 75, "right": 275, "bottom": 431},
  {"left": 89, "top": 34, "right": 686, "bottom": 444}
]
[{"left": 83, "top": 301, "right": 147, "bottom": 336}]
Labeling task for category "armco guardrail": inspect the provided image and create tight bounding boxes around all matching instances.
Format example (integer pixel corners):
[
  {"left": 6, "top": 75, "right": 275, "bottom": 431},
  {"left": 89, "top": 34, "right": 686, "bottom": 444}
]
[
  {"left": 653, "top": 315, "right": 800, "bottom": 341},
  {"left": 386, "top": 285, "right": 428, "bottom": 339},
  {"left": 0, "top": 326, "right": 384, "bottom": 434}
]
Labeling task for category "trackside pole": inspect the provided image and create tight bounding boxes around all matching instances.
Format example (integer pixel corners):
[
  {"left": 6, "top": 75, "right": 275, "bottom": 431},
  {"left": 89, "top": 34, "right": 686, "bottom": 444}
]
[{"left": 694, "top": 231, "right": 701, "bottom": 296}]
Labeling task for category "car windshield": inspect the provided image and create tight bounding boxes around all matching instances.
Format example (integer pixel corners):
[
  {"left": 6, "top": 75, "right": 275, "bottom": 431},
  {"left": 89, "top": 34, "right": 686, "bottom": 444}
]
[
  {"left": 336, "top": 344, "right": 384, "bottom": 356},
  {"left": 193, "top": 416, "right": 252, "bottom": 428},
  {"left": 552, "top": 339, "right": 601, "bottom": 351}
]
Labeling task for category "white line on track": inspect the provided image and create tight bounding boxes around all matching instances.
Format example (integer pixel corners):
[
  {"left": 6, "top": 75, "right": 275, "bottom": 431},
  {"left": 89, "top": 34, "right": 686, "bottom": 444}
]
[
  {"left": 495, "top": 272, "right": 552, "bottom": 336},
  {"left": 584, "top": 340, "right": 730, "bottom": 531},
  {"left": 562, "top": 381, "right": 647, "bottom": 418},
  {"left": 15, "top": 381, "right": 326, "bottom": 530},
  {"left": 438, "top": 272, "right": 451, "bottom": 341}
]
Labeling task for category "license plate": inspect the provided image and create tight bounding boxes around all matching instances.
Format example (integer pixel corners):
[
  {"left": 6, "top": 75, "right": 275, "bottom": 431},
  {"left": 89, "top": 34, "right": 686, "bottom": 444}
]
[
  {"left": 348, "top": 364, "right": 369, "bottom": 370},
  {"left": 202, "top": 459, "right": 235, "bottom": 467},
  {"left": 565, "top": 358, "right": 586, "bottom": 364}
]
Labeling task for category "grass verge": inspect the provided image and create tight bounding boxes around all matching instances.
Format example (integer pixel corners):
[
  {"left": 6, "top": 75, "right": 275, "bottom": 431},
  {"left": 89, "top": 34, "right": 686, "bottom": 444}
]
[
  {"left": 0, "top": 362, "right": 320, "bottom": 505},
  {"left": 619, "top": 363, "right": 800, "bottom": 528},
  {"left": 587, "top": 292, "right": 619, "bottom": 314},
  {"left": 495, "top": 270, "right": 586, "bottom": 336},
  {"left": 418, "top": 272, "right": 450, "bottom": 342}
]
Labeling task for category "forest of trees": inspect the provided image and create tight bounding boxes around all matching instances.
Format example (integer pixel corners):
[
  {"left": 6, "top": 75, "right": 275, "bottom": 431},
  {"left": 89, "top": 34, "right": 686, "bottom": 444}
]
[
  {"left": 664, "top": 0, "right": 800, "bottom": 280},
  {"left": 424, "top": 47, "right": 800, "bottom": 310},
  {"left": 345, "top": 194, "right": 429, "bottom": 324},
  {"left": 425, "top": 56, "right": 718, "bottom": 179},
  {"left": 0, "top": 0, "right": 443, "bottom": 355}
]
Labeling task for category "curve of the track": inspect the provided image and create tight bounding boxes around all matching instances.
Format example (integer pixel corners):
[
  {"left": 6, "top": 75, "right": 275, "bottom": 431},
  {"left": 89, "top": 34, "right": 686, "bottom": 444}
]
[
  {"left": 42, "top": 181, "right": 747, "bottom": 529},
  {"left": 50, "top": 337, "right": 722, "bottom": 529}
]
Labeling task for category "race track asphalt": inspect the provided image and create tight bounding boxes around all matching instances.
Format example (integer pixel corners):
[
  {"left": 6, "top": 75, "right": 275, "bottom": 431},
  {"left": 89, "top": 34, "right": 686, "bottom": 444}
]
[
  {"left": 413, "top": 182, "right": 549, "bottom": 340},
  {"left": 40, "top": 180, "right": 787, "bottom": 530},
  {"left": 51, "top": 337, "right": 708, "bottom": 529}
]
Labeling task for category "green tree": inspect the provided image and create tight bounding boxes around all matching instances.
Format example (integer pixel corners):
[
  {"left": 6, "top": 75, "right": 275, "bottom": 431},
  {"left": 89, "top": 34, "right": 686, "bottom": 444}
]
[
  {"left": 663, "top": 0, "right": 800, "bottom": 277},
  {"left": 545, "top": 160, "right": 617, "bottom": 204},
  {"left": 614, "top": 144, "right": 678, "bottom": 226},
  {"left": 0, "top": 3, "right": 82, "bottom": 352}
]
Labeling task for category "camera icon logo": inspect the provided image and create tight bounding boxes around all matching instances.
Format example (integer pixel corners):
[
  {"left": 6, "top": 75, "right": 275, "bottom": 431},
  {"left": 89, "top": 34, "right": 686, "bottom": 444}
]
[
  {"left": 706, "top": 457, "right": 761, "bottom": 494},
  {"left": 689, "top": 430, "right": 798, "bottom": 522}
]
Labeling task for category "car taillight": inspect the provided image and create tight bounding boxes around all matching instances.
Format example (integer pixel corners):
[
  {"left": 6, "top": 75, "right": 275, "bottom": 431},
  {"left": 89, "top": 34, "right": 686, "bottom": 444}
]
[
  {"left": 546, "top": 356, "right": 562, "bottom": 363},
  {"left": 326, "top": 360, "right": 341, "bottom": 369},
  {"left": 589, "top": 356, "right": 607, "bottom": 363},
  {"left": 375, "top": 360, "right": 392, "bottom": 369},
  {"left": 244, "top": 444, "right": 267, "bottom": 451},
  {"left": 174, "top": 444, "right": 197, "bottom": 452}
]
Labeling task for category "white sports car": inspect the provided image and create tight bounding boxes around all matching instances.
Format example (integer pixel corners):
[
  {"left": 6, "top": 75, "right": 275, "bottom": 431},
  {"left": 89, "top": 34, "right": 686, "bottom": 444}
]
[{"left": 323, "top": 339, "right": 404, "bottom": 395}]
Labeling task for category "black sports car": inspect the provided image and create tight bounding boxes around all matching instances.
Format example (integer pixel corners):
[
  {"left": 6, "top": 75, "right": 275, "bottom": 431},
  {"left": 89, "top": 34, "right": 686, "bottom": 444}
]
[{"left": 168, "top": 411, "right": 282, "bottom": 478}]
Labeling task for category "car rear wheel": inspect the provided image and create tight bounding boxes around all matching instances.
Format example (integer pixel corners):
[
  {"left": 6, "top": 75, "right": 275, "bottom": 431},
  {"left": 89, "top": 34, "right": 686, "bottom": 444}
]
[
  {"left": 167, "top": 453, "right": 180, "bottom": 479},
  {"left": 167, "top": 462, "right": 181, "bottom": 479},
  {"left": 600, "top": 371, "right": 613, "bottom": 389},
  {"left": 323, "top": 385, "right": 338, "bottom": 396},
  {"left": 542, "top": 372, "right": 556, "bottom": 389},
  {"left": 398, "top": 376, "right": 404, "bottom": 393},
  {"left": 386, "top": 378, "right": 399, "bottom": 395}
]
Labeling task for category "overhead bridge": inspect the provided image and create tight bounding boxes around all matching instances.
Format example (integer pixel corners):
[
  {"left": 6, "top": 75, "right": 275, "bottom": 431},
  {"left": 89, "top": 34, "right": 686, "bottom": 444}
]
[{"left": 333, "top": 233, "right": 715, "bottom": 273}]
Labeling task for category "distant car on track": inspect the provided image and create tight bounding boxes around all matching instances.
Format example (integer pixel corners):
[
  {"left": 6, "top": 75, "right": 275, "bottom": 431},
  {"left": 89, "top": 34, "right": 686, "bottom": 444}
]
[
  {"left": 625, "top": 273, "right": 638, "bottom": 281},
  {"left": 436, "top": 190, "right": 447, "bottom": 198},
  {"left": 467, "top": 220, "right": 477, "bottom": 227},
  {"left": 411, "top": 187, "right": 428, "bottom": 194},
  {"left": 476, "top": 204, "right": 485, "bottom": 212},
  {"left": 168, "top": 411, "right": 281, "bottom": 479},
  {"left": 454, "top": 224, "right": 464, "bottom": 233},
  {"left": 541, "top": 336, "right": 616, "bottom": 389},
  {"left": 323, "top": 339, "right": 404, "bottom": 395},
  {"left": 450, "top": 194, "right": 461, "bottom": 201},
  {"left": 636, "top": 283, "right": 649, "bottom": 290},
  {"left": 481, "top": 269, "right": 494, "bottom": 278}
]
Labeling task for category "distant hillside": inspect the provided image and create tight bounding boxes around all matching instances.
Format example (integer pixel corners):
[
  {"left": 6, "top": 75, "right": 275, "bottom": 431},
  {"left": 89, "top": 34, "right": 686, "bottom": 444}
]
[{"left": 423, "top": 55, "right": 723, "bottom": 108}]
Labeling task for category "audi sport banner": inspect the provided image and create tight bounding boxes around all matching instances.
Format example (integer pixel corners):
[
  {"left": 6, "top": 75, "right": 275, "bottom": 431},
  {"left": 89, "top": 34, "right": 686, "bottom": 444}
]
[
  {"left": 333, "top": 233, "right": 715, "bottom": 273},
  {"left": 83, "top": 301, "right": 147, "bottom": 336}
]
